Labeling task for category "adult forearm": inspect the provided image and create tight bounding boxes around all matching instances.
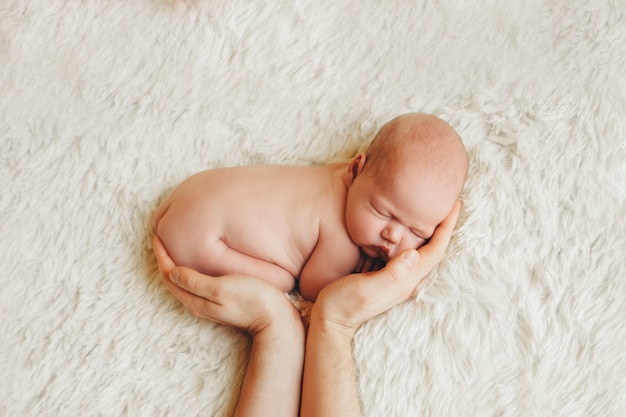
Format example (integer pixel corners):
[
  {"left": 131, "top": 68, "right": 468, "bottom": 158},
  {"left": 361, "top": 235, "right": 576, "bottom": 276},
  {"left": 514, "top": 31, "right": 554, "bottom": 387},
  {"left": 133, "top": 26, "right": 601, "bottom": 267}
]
[
  {"left": 234, "top": 318, "right": 305, "bottom": 417},
  {"left": 300, "top": 314, "right": 362, "bottom": 417}
]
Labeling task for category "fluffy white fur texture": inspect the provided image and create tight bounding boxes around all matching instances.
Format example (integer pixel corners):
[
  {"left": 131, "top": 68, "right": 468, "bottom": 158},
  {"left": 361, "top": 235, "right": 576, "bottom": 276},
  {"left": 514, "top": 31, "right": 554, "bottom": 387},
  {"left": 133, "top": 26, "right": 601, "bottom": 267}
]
[{"left": 1, "top": 1, "right": 625, "bottom": 416}]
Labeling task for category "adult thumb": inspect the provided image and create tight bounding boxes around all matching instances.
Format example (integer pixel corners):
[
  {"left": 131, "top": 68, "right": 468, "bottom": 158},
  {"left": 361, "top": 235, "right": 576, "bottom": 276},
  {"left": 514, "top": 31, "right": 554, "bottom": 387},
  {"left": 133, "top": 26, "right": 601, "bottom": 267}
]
[
  {"left": 168, "top": 267, "right": 198, "bottom": 293},
  {"left": 384, "top": 249, "right": 420, "bottom": 288},
  {"left": 167, "top": 266, "right": 223, "bottom": 299},
  {"left": 169, "top": 267, "right": 182, "bottom": 284},
  {"left": 399, "top": 249, "right": 420, "bottom": 265}
]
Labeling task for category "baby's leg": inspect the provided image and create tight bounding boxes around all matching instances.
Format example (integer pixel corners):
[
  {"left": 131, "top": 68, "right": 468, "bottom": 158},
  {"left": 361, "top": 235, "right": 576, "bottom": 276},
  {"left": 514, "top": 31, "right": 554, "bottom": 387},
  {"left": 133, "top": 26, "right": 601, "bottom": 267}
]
[
  {"left": 196, "top": 239, "right": 296, "bottom": 292},
  {"left": 154, "top": 198, "right": 295, "bottom": 293}
]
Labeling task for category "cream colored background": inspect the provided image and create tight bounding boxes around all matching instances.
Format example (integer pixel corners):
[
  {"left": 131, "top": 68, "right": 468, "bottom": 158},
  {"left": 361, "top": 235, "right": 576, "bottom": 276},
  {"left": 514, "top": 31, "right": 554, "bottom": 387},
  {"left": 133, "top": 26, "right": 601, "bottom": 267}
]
[{"left": 1, "top": 1, "right": 625, "bottom": 416}]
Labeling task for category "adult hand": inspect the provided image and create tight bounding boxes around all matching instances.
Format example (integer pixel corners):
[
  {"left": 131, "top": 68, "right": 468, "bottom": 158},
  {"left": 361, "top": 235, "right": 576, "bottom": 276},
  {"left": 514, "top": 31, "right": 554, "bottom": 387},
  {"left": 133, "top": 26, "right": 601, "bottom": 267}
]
[
  {"left": 153, "top": 235, "right": 301, "bottom": 336},
  {"left": 301, "top": 201, "right": 461, "bottom": 417},
  {"left": 153, "top": 235, "right": 305, "bottom": 417},
  {"left": 313, "top": 200, "right": 461, "bottom": 336}
]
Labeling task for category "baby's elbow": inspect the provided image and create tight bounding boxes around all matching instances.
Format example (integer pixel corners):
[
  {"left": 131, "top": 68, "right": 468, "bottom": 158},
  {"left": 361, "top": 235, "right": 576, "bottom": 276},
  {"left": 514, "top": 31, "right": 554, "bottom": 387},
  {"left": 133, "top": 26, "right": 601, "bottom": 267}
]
[
  {"left": 298, "top": 276, "right": 321, "bottom": 302},
  {"left": 299, "top": 287, "right": 319, "bottom": 302}
]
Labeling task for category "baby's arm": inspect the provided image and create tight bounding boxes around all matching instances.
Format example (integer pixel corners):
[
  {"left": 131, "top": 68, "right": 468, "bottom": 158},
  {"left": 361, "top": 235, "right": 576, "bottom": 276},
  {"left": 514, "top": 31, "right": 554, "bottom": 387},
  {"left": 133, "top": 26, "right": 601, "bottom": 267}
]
[
  {"left": 197, "top": 239, "right": 296, "bottom": 293},
  {"left": 298, "top": 237, "right": 358, "bottom": 301}
]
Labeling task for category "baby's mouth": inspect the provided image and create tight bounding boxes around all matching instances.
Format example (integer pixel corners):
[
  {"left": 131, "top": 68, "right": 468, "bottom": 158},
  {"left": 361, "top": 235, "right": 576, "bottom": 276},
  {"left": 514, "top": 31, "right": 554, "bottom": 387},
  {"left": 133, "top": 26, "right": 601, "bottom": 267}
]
[{"left": 373, "top": 246, "right": 390, "bottom": 262}]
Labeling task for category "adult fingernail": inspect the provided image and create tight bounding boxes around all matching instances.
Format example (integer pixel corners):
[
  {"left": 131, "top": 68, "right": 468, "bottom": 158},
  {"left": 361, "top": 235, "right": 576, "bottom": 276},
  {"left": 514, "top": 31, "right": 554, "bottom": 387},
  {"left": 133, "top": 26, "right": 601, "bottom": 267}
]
[
  {"left": 170, "top": 270, "right": 180, "bottom": 284},
  {"left": 402, "top": 250, "right": 419, "bottom": 262}
]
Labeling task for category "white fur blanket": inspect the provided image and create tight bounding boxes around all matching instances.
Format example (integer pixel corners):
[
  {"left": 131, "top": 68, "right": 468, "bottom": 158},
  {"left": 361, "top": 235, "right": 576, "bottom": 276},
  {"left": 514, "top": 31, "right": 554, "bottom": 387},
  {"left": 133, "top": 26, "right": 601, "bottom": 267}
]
[{"left": 1, "top": 1, "right": 625, "bottom": 416}]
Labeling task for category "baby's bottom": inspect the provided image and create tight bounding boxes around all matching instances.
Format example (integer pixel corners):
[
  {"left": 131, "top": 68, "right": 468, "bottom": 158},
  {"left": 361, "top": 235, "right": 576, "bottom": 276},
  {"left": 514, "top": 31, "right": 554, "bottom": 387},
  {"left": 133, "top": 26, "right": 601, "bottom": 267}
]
[{"left": 152, "top": 196, "right": 211, "bottom": 274}]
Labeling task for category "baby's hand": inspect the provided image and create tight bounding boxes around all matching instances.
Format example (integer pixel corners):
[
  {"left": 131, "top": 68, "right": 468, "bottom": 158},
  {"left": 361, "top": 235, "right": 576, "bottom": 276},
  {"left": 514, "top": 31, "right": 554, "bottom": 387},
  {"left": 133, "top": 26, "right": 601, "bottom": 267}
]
[{"left": 354, "top": 250, "right": 386, "bottom": 273}]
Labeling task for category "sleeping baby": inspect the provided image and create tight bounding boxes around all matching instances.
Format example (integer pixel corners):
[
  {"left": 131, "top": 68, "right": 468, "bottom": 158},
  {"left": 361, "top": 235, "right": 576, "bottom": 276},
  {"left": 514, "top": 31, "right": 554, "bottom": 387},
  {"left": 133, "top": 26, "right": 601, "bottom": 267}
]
[{"left": 152, "top": 113, "right": 468, "bottom": 300}]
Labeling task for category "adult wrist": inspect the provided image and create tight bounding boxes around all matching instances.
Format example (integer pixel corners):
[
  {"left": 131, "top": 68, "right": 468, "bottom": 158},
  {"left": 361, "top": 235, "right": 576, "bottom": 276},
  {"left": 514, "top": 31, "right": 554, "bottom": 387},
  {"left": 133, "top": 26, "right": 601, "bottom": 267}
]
[
  {"left": 309, "top": 304, "right": 357, "bottom": 342},
  {"left": 255, "top": 300, "right": 306, "bottom": 348}
]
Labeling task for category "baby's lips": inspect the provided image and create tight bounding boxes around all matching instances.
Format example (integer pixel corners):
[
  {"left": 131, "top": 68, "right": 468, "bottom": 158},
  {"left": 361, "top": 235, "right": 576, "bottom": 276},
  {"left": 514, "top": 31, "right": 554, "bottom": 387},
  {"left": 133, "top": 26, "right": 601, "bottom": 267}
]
[{"left": 375, "top": 246, "right": 390, "bottom": 262}]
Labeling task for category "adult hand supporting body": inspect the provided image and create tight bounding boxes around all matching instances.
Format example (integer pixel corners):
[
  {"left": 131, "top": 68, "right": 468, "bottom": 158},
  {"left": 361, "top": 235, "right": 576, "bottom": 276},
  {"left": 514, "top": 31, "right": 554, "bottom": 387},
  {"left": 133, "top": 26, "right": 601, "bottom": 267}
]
[
  {"left": 154, "top": 200, "right": 461, "bottom": 417},
  {"left": 154, "top": 236, "right": 305, "bottom": 417}
]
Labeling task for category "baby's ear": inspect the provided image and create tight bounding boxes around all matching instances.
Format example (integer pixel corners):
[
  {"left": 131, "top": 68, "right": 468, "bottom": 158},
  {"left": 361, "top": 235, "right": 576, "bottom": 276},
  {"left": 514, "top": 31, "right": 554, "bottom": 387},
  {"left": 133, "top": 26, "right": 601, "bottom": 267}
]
[{"left": 344, "top": 153, "right": 367, "bottom": 187}]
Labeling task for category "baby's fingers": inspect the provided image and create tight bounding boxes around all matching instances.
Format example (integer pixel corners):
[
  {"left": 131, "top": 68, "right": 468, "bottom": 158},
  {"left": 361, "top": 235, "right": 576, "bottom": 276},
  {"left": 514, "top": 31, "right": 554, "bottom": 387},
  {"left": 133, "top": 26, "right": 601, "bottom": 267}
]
[{"left": 354, "top": 252, "right": 366, "bottom": 273}]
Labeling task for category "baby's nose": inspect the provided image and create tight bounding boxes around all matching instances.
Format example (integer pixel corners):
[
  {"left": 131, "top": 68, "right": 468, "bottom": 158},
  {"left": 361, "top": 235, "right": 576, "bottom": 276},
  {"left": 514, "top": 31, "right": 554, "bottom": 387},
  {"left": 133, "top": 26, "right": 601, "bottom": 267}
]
[{"left": 382, "top": 222, "right": 403, "bottom": 244}]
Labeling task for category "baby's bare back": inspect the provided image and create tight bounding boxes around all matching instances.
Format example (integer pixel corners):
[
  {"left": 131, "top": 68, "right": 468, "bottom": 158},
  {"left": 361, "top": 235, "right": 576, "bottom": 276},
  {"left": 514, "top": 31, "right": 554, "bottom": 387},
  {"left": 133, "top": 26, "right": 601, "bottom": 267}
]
[{"left": 154, "top": 165, "right": 332, "bottom": 292}]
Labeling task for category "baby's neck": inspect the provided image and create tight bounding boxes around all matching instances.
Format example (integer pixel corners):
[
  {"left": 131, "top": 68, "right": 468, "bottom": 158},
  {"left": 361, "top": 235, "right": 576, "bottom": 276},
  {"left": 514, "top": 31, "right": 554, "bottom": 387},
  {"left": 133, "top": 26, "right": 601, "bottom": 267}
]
[{"left": 323, "top": 162, "right": 350, "bottom": 191}]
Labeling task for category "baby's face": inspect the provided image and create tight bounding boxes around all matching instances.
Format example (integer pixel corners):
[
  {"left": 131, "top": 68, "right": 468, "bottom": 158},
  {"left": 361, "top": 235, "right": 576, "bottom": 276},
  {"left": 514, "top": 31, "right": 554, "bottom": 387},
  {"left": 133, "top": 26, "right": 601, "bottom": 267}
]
[{"left": 345, "top": 168, "right": 456, "bottom": 262}]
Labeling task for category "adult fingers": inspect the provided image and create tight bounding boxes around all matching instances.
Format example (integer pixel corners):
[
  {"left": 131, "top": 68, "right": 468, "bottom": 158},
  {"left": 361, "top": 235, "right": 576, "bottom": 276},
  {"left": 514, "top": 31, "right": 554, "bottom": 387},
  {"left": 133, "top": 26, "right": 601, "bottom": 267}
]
[
  {"left": 169, "top": 266, "right": 224, "bottom": 305},
  {"left": 314, "top": 201, "right": 462, "bottom": 332},
  {"left": 163, "top": 266, "right": 232, "bottom": 325},
  {"left": 414, "top": 200, "right": 461, "bottom": 277},
  {"left": 351, "top": 202, "right": 460, "bottom": 304},
  {"left": 316, "top": 249, "right": 422, "bottom": 332},
  {"left": 360, "top": 249, "right": 422, "bottom": 304},
  {"left": 153, "top": 236, "right": 221, "bottom": 319}
]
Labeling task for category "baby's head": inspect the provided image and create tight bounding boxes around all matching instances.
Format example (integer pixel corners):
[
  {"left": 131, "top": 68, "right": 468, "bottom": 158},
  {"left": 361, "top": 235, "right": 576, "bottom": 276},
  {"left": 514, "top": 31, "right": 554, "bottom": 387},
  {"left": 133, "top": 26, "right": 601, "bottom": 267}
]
[{"left": 343, "top": 113, "right": 468, "bottom": 261}]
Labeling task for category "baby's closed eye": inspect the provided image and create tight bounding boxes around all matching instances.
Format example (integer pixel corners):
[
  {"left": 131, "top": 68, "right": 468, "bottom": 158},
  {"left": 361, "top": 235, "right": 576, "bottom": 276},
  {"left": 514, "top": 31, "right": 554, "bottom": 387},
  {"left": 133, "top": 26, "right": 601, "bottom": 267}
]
[
  {"left": 372, "top": 204, "right": 390, "bottom": 218},
  {"left": 409, "top": 228, "right": 426, "bottom": 240}
]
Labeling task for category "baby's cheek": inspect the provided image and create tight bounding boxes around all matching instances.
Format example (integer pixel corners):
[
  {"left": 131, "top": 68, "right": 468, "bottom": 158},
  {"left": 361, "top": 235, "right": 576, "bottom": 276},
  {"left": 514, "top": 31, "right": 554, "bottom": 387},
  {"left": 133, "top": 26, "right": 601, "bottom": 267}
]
[
  {"left": 411, "top": 237, "right": 428, "bottom": 250},
  {"left": 393, "top": 242, "right": 412, "bottom": 256}
]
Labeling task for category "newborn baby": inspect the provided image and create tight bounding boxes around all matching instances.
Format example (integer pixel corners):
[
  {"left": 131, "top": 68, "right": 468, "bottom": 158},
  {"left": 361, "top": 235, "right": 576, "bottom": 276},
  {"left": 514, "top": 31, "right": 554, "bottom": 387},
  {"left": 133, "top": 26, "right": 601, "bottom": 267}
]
[{"left": 152, "top": 113, "right": 468, "bottom": 300}]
